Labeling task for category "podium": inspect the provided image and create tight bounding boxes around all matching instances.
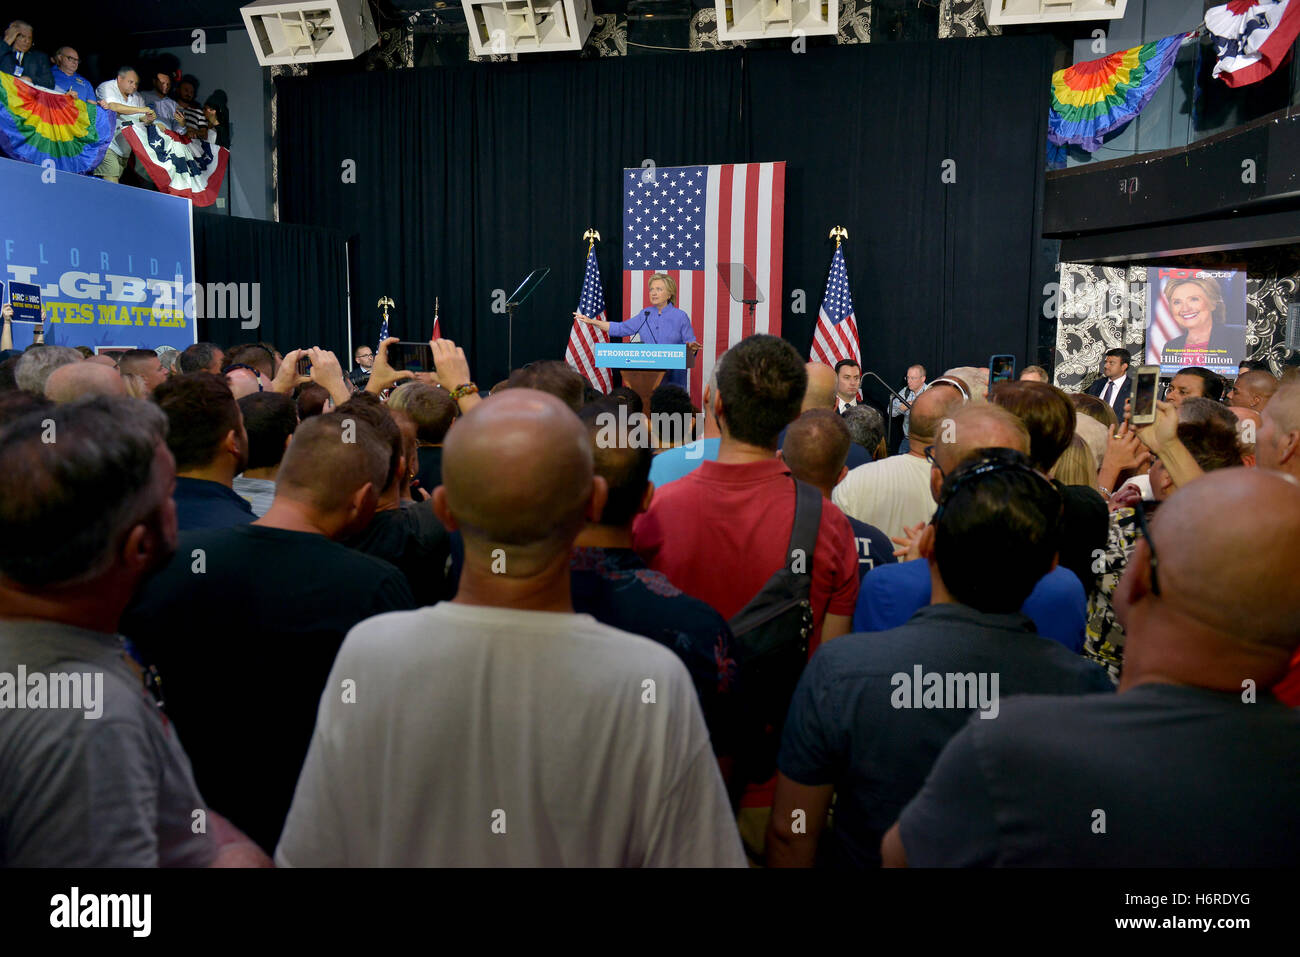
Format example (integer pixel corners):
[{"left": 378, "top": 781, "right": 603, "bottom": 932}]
[{"left": 594, "top": 342, "right": 691, "bottom": 411}]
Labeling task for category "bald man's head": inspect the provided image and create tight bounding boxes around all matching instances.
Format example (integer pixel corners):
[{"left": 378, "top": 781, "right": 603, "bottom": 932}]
[
  {"left": 1229, "top": 369, "right": 1279, "bottom": 411},
  {"left": 1256, "top": 382, "right": 1300, "bottom": 474},
  {"left": 909, "top": 385, "right": 965, "bottom": 445},
  {"left": 44, "top": 361, "right": 129, "bottom": 402},
  {"left": 801, "top": 362, "right": 838, "bottom": 412},
  {"left": 1118, "top": 469, "right": 1300, "bottom": 685},
  {"left": 438, "top": 389, "right": 601, "bottom": 575},
  {"left": 931, "top": 404, "right": 1031, "bottom": 502}
]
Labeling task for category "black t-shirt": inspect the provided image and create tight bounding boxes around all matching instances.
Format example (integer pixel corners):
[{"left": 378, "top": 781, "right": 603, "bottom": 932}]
[
  {"left": 899, "top": 683, "right": 1300, "bottom": 866},
  {"left": 414, "top": 445, "right": 443, "bottom": 498},
  {"left": 120, "top": 524, "right": 415, "bottom": 853},
  {"left": 570, "top": 546, "right": 742, "bottom": 756},
  {"left": 1056, "top": 482, "right": 1107, "bottom": 596},
  {"left": 778, "top": 603, "right": 1114, "bottom": 868},
  {"left": 344, "top": 501, "right": 453, "bottom": 607}
]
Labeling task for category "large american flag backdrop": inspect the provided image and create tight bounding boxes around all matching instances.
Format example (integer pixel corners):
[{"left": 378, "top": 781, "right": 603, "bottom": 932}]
[{"left": 622, "top": 162, "right": 786, "bottom": 409}]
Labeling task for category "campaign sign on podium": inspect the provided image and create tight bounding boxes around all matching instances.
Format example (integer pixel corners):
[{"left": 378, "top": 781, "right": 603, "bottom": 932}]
[
  {"left": 594, "top": 343, "right": 689, "bottom": 410},
  {"left": 593, "top": 343, "right": 688, "bottom": 369}
]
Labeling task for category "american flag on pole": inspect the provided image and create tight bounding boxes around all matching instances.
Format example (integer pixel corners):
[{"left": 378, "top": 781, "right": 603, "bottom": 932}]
[
  {"left": 378, "top": 312, "right": 389, "bottom": 353},
  {"left": 622, "top": 162, "right": 786, "bottom": 409},
  {"left": 810, "top": 246, "right": 861, "bottom": 371},
  {"left": 566, "top": 246, "right": 613, "bottom": 393}
]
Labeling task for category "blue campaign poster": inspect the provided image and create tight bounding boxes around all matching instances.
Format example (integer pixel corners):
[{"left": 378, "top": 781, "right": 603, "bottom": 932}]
[
  {"left": 7, "top": 280, "right": 40, "bottom": 321},
  {"left": 0, "top": 155, "right": 196, "bottom": 351}
]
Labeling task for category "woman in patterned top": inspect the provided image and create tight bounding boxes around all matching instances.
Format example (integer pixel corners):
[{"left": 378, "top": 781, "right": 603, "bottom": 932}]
[{"left": 1085, "top": 412, "right": 1242, "bottom": 679}]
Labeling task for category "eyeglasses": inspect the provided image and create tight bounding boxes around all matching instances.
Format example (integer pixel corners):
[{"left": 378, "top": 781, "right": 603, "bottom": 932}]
[
  {"left": 1132, "top": 498, "right": 1161, "bottom": 596},
  {"left": 356, "top": 352, "right": 374, "bottom": 360}
]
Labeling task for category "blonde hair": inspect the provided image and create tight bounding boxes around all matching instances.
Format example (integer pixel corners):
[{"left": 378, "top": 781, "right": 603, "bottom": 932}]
[
  {"left": 648, "top": 273, "right": 676, "bottom": 304},
  {"left": 1164, "top": 276, "right": 1224, "bottom": 325},
  {"left": 1050, "top": 433, "right": 1097, "bottom": 488}
]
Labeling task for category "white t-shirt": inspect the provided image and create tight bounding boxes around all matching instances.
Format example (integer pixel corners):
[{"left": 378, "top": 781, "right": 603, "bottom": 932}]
[
  {"left": 94, "top": 79, "right": 145, "bottom": 157},
  {"left": 275, "top": 602, "right": 746, "bottom": 868},
  {"left": 832, "top": 451, "right": 936, "bottom": 540}
]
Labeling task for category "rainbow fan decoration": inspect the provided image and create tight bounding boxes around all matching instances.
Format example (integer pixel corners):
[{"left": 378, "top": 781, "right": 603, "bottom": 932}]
[
  {"left": 0, "top": 73, "right": 116, "bottom": 173},
  {"left": 1049, "top": 33, "right": 1193, "bottom": 153}
]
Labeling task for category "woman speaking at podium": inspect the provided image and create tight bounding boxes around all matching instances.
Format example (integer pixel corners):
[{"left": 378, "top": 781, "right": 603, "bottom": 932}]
[{"left": 575, "top": 273, "right": 702, "bottom": 390}]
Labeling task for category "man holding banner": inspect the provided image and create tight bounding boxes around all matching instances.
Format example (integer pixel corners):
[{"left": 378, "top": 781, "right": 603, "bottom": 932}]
[{"left": 94, "top": 66, "right": 155, "bottom": 183}]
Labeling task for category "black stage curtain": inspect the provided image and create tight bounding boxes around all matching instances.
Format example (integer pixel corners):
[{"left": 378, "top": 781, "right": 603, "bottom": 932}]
[
  {"left": 193, "top": 213, "right": 351, "bottom": 360},
  {"left": 276, "top": 37, "right": 1051, "bottom": 394}
]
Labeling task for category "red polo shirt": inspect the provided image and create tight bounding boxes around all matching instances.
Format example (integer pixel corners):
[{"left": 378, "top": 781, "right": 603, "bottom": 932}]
[
  {"left": 633, "top": 458, "right": 859, "bottom": 653},
  {"left": 1274, "top": 648, "right": 1300, "bottom": 707}
]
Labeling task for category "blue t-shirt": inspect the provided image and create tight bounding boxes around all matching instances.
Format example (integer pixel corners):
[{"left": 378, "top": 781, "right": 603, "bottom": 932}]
[
  {"left": 846, "top": 516, "right": 895, "bottom": 581},
  {"left": 853, "top": 559, "right": 1086, "bottom": 653},
  {"left": 649, "top": 437, "right": 720, "bottom": 488},
  {"left": 52, "top": 70, "right": 96, "bottom": 100},
  {"left": 778, "top": 603, "right": 1114, "bottom": 868}
]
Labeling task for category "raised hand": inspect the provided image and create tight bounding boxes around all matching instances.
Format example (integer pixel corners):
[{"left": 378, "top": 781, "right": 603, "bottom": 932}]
[
  {"left": 308, "top": 347, "right": 351, "bottom": 407},
  {"left": 365, "top": 337, "right": 415, "bottom": 395},
  {"left": 890, "top": 521, "right": 927, "bottom": 562}
]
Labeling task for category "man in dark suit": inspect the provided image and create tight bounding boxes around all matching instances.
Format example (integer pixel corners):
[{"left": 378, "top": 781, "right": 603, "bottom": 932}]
[
  {"left": 1086, "top": 348, "right": 1131, "bottom": 419},
  {"left": 1, "top": 21, "right": 55, "bottom": 90}
]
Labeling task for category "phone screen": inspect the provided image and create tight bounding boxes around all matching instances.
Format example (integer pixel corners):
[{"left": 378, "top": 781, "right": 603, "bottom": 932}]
[
  {"left": 297, "top": 356, "right": 311, "bottom": 376},
  {"left": 989, "top": 354, "right": 1015, "bottom": 385},
  {"left": 1133, "top": 368, "right": 1159, "bottom": 423},
  {"left": 389, "top": 342, "right": 433, "bottom": 372}
]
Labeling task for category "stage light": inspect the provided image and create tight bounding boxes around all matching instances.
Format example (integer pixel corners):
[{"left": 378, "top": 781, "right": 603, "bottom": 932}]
[
  {"left": 462, "top": 0, "right": 595, "bottom": 54},
  {"left": 715, "top": 0, "right": 838, "bottom": 41},
  {"left": 982, "top": 0, "right": 1126, "bottom": 26},
  {"left": 240, "top": 0, "right": 380, "bottom": 65}
]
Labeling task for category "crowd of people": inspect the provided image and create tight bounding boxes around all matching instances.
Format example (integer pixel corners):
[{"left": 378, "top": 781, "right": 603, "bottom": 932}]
[
  {"left": 2, "top": 19, "right": 227, "bottom": 185},
  {"left": 1, "top": 322, "right": 1299, "bottom": 868}
]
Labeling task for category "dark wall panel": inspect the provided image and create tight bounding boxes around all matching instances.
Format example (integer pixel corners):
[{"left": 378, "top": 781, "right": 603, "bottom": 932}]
[{"left": 276, "top": 37, "right": 1051, "bottom": 391}]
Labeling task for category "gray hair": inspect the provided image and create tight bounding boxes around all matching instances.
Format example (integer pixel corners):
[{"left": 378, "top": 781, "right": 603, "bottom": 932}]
[
  {"left": 15, "top": 346, "right": 83, "bottom": 395},
  {"left": 1179, "top": 396, "right": 1238, "bottom": 431},
  {"left": 842, "top": 404, "right": 886, "bottom": 452},
  {"left": 118, "top": 65, "right": 138, "bottom": 79},
  {"left": 0, "top": 397, "right": 170, "bottom": 587}
]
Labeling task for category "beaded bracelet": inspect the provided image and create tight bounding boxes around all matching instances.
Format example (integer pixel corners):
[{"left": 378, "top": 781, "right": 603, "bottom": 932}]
[{"left": 449, "top": 382, "right": 478, "bottom": 402}]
